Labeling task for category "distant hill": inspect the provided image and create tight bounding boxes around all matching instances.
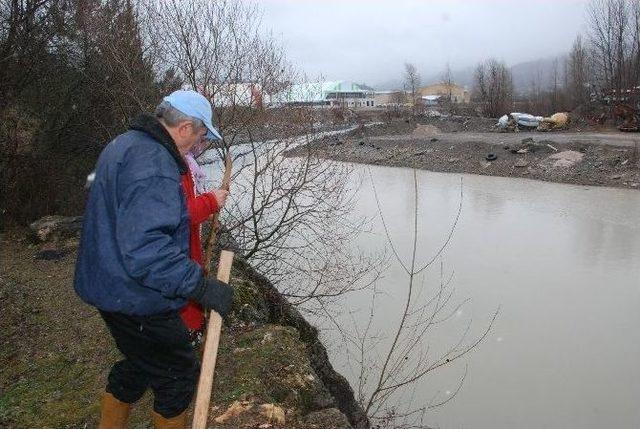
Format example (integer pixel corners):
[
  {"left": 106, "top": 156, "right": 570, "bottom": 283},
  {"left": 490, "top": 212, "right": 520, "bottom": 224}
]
[
  {"left": 372, "top": 78, "right": 404, "bottom": 92},
  {"left": 510, "top": 55, "right": 568, "bottom": 93},
  {"left": 417, "top": 66, "right": 477, "bottom": 89},
  {"left": 373, "top": 55, "right": 568, "bottom": 94}
]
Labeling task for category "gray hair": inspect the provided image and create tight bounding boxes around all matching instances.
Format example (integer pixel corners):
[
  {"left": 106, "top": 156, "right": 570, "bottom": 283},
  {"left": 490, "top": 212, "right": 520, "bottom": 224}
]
[{"left": 155, "top": 100, "right": 205, "bottom": 131}]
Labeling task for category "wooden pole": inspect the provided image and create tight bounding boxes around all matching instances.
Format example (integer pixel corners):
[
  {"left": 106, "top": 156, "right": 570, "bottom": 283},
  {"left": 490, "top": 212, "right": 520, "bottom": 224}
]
[
  {"left": 191, "top": 250, "right": 234, "bottom": 429},
  {"left": 192, "top": 150, "right": 234, "bottom": 429},
  {"left": 202, "top": 154, "right": 232, "bottom": 277}
]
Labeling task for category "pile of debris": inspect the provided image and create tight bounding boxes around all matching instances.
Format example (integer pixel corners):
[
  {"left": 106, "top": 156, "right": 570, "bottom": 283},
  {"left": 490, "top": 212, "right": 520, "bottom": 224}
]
[
  {"left": 613, "top": 103, "right": 640, "bottom": 132},
  {"left": 503, "top": 137, "right": 559, "bottom": 155},
  {"left": 499, "top": 102, "right": 640, "bottom": 133},
  {"left": 497, "top": 112, "right": 570, "bottom": 132}
]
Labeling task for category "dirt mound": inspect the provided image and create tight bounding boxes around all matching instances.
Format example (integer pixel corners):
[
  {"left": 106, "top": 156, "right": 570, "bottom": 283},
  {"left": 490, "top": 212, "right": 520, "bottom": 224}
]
[
  {"left": 412, "top": 124, "right": 442, "bottom": 137},
  {"left": 505, "top": 138, "right": 560, "bottom": 156},
  {"left": 546, "top": 150, "right": 585, "bottom": 168}
]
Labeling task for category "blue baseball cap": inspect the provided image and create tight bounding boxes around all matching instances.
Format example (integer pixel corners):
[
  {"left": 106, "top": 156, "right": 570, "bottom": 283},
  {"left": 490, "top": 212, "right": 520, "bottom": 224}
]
[{"left": 163, "top": 90, "right": 222, "bottom": 141}]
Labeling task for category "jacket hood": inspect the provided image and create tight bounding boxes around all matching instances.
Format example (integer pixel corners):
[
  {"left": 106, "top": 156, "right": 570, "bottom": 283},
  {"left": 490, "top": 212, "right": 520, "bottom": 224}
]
[{"left": 130, "top": 113, "right": 187, "bottom": 174}]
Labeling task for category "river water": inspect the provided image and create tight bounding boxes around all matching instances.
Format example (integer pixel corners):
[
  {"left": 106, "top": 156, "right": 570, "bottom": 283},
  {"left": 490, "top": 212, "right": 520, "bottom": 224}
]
[
  {"left": 315, "top": 164, "right": 640, "bottom": 429},
  {"left": 205, "top": 143, "right": 640, "bottom": 428}
]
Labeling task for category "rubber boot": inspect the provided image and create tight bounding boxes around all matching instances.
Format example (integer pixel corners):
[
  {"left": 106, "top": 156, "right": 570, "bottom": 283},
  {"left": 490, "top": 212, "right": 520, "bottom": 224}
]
[
  {"left": 98, "top": 392, "right": 131, "bottom": 429},
  {"left": 151, "top": 410, "right": 188, "bottom": 429}
]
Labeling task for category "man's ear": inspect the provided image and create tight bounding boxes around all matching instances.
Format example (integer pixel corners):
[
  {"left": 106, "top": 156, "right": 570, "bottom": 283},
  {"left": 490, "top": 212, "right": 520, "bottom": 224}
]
[{"left": 177, "top": 121, "right": 192, "bottom": 138}]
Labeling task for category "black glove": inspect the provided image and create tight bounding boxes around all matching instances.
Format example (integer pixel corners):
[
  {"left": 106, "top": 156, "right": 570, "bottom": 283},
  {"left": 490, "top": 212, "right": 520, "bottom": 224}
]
[{"left": 189, "top": 278, "right": 234, "bottom": 317}]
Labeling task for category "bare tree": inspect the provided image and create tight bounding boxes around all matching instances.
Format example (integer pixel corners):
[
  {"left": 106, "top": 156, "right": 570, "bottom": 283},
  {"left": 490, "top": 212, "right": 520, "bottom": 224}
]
[
  {"left": 550, "top": 58, "right": 561, "bottom": 111},
  {"left": 222, "top": 135, "right": 382, "bottom": 313},
  {"left": 568, "top": 35, "right": 591, "bottom": 107},
  {"left": 404, "top": 62, "right": 421, "bottom": 114},
  {"left": 145, "top": 0, "right": 379, "bottom": 312},
  {"left": 473, "top": 58, "right": 513, "bottom": 117},
  {"left": 632, "top": 0, "right": 640, "bottom": 86},
  {"left": 587, "top": 0, "right": 637, "bottom": 93},
  {"left": 387, "top": 90, "right": 408, "bottom": 116},
  {"left": 441, "top": 62, "right": 454, "bottom": 102},
  {"left": 588, "top": 0, "right": 617, "bottom": 89},
  {"left": 330, "top": 170, "right": 498, "bottom": 428}
]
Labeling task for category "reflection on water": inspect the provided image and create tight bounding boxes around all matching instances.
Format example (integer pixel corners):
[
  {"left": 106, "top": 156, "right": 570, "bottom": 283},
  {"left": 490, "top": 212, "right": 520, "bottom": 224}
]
[{"left": 318, "top": 165, "right": 640, "bottom": 429}]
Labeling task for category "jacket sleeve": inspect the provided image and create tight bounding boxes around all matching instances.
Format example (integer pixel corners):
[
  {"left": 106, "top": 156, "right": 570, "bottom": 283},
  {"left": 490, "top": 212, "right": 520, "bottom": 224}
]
[
  {"left": 188, "top": 192, "right": 219, "bottom": 225},
  {"left": 115, "top": 175, "right": 203, "bottom": 299}
]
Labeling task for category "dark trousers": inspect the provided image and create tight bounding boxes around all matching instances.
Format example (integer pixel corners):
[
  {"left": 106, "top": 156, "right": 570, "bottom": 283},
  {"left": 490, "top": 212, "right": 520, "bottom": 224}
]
[{"left": 100, "top": 310, "right": 199, "bottom": 418}]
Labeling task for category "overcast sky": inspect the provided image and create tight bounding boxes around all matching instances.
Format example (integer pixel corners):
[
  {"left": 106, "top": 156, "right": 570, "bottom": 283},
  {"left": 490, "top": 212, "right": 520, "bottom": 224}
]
[{"left": 259, "top": 0, "right": 589, "bottom": 87}]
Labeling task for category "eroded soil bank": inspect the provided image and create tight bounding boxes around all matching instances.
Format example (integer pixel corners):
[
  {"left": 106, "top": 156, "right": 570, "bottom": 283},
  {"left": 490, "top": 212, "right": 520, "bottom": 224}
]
[
  {"left": 0, "top": 227, "right": 366, "bottom": 429},
  {"left": 287, "top": 118, "right": 640, "bottom": 190}
]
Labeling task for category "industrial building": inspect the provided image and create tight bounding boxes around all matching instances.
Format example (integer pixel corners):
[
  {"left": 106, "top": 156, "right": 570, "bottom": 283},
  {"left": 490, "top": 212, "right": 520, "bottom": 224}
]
[{"left": 418, "top": 83, "right": 470, "bottom": 104}]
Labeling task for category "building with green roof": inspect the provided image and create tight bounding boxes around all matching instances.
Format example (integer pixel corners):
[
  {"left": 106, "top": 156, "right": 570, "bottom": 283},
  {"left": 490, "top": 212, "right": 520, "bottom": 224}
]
[{"left": 276, "top": 80, "right": 376, "bottom": 108}]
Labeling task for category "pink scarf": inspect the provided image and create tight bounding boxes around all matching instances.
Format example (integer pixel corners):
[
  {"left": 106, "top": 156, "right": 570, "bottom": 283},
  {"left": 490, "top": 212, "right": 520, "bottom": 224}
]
[{"left": 184, "top": 152, "right": 208, "bottom": 195}]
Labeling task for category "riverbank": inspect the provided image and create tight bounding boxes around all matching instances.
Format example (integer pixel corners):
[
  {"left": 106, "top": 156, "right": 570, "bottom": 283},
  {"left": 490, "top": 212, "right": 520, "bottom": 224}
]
[
  {"left": 286, "top": 118, "right": 640, "bottom": 190},
  {"left": 0, "top": 226, "right": 365, "bottom": 429}
]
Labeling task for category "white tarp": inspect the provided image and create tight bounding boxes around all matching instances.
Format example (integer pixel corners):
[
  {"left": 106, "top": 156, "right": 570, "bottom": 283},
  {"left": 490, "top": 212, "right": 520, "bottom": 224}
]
[{"left": 497, "top": 112, "right": 544, "bottom": 129}]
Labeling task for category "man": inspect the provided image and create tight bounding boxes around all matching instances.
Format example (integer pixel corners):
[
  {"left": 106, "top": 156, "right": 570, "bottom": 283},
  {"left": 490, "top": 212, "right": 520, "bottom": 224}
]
[{"left": 74, "top": 90, "right": 233, "bottom": 429}]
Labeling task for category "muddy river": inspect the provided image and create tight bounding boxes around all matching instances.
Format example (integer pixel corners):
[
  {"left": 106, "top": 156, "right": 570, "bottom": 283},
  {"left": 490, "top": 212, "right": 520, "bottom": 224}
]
[{"left": 317, "top": 164, "right": 640, "bottom": 429}]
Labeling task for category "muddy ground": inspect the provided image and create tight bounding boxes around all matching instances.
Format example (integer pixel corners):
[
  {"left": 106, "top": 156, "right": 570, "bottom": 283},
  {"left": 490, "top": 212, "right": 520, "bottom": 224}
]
[{"left": 288, "top": 117, "right": 640, "bottom": 190}]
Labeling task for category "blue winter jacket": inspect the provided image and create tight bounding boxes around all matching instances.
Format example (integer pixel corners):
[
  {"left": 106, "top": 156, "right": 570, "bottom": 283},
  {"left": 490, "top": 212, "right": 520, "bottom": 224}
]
[{"left": 74, "top": 114, "right": 203, "bottom": 315}]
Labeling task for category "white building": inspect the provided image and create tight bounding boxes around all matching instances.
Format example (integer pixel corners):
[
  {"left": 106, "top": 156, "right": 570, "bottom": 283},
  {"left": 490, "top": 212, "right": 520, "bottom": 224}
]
[{"left": 276, "top": 81, "right": 375, "bottom": 108}]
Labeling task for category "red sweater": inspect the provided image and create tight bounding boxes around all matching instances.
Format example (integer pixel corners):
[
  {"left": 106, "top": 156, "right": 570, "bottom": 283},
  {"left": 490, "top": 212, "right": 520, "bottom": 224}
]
[{"left": 180, "top": 168, "right": 219, "bottom": 331}]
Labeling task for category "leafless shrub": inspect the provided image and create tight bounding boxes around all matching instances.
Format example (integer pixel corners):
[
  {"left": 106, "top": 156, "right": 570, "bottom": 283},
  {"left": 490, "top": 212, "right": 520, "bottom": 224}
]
[
  {"left": 222, "top": 137, "right": 382, "bottom": 313},
  {"left": 568, "top": 35, "right": 592, "bottom": 108},
  {"left": 441, "top": 63, "right": 454, "bottom": 103},
  {"left": 404, "top": 63, "right": 421, "bottom": 115},
  {"left": 332, "top": 169, "right": 498, "bottom": 428},
  {"left": 472, "top": 58, "right": 513, "bottom": 118}
]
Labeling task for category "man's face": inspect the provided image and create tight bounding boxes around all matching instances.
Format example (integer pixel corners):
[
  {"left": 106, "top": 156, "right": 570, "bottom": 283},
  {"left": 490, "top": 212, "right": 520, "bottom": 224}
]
[
  {"left": 175, "top": 120, "right": 208, "bottom": 155},
  {"left": 191, "top": 135, "right": 213, "bottom": 158}
]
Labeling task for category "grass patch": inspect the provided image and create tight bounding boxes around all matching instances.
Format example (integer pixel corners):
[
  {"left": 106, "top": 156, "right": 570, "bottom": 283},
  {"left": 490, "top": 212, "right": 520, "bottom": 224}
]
[
  {"left": 213, "top": 325, "right": 328, "bottom": 415},
  {"left": 0, "top": 355, "right": 100, "bottom": 428}
]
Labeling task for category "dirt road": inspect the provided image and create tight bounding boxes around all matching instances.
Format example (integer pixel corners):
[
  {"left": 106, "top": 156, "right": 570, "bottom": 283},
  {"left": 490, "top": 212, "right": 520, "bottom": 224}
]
[{"left": 370, "top": 130, "right": 640, "bottom": 148}]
